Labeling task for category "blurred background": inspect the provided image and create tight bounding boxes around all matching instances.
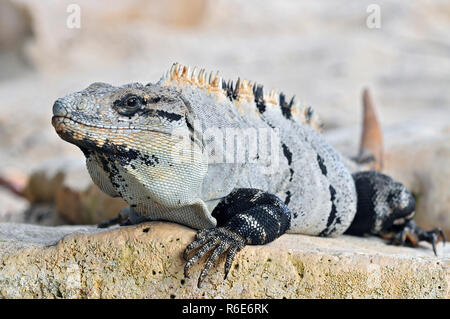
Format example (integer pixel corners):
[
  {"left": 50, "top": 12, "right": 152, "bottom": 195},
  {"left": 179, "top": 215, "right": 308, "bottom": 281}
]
[{"left": 0, "top": 0, "right": 449, "bottom": 236}]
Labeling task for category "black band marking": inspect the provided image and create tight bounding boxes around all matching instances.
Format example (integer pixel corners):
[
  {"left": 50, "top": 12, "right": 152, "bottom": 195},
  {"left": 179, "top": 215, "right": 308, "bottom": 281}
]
[
  {"left": 155, "top": 110, "right": 182, "bottom": 122},
  {"left": 279, "top": 92, "right": 292, "bottom": 120},
  {"left": 282, "top": 143, "right": 294, "bottom": 182},
  {"left": 221, "top": 80, "right": 233, "bottom": 101},
  {"left": 284, "top": 191, "right": 292, "bottom": 205},
  {"left": 139, "top": 107, "right": 183, "bottom": 122},
  {"left": 316, "top": 154, "right": 327, "bottom": 176},
  {"left": 305, "top": 107, "right": 314, "bottom": 123},
  {"left": 319, "top": 184, "right": 340, "bottom": 237},
  {"left": 253, "top": 84, "right": 266, "bottom": 114}
]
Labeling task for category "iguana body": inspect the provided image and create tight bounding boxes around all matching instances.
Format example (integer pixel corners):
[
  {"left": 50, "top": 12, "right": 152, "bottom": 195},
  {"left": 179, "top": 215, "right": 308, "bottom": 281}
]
[{"left": 52, "top": 63, "right": 445, "bottom": 287}]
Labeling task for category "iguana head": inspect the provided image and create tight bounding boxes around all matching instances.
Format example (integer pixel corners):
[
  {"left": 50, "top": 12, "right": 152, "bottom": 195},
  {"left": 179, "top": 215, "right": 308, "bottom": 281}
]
[{"left": 52, "top": 81, "right": 195, "bottom": 151}]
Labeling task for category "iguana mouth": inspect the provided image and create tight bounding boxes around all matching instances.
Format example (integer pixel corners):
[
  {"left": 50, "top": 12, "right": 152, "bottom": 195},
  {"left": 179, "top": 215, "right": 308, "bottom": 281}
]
[
  {"left": 52, "top": 115, "right": 136, "bottom": 131},
  {"left": 51, "top": 115, "right": 176, "bottom": 135},
  {"left": 52, "top": 115, "right": 198, "bottom": 160},
  {"left": 52, "top": 115, "right": 152, "bottom": 159},
  {"left": 52, "top": 115, "right": 110, "bottom": 149}
]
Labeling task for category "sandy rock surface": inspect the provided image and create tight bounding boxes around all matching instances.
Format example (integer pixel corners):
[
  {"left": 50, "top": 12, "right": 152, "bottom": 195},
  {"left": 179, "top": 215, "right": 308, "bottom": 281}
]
[{"left": 0, "top": 221, "right": 448, "bottom": 298}]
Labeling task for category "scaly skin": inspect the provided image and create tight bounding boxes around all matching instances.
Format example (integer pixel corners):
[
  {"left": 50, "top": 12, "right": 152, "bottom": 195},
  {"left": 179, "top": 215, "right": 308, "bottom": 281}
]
[{"left": 52, "top": 63, "right": 445, "bottom": 287}]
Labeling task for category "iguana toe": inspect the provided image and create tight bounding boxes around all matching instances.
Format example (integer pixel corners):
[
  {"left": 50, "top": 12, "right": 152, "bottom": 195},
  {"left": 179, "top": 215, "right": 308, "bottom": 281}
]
[{"left": 183, "top": 228, "right": 245, "bottom": 288}]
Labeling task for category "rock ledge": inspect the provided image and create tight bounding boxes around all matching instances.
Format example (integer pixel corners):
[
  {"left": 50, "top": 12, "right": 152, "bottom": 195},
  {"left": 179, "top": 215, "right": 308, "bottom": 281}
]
[{"left": 0, "top": 222, "right": 448, "bottom": 298}]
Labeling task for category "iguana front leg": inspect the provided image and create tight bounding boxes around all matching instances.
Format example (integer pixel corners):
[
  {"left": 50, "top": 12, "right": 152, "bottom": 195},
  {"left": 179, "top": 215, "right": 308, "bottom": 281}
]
[{"left": 183, "top": 188, "right": 291, "bottom": 288}]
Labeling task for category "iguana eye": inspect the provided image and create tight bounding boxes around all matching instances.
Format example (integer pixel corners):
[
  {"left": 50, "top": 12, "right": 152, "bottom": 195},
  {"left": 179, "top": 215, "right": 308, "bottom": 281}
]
[
  {"left": 114, "top": 94, "right": 143, "bottom": 116},
  {"left": 126, "top": 96, "right": 138, "bottom": 107}
]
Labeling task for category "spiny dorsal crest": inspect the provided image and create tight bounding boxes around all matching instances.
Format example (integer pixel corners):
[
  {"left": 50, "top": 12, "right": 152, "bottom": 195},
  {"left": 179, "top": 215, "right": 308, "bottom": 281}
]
[{"left": 158, "top": 62, "right": 323, "bottom": 132}]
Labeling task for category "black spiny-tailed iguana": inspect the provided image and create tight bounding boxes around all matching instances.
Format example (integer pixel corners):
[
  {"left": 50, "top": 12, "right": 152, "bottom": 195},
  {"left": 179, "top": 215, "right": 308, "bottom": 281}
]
[{"left": 52, "top": 63, "right": 445, "bottom": 287}]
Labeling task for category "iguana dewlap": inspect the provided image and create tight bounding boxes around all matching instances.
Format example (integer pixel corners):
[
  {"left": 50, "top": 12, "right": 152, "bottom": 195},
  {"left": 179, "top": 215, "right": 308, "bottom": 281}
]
[{"left": 52, "top": 63, "right": 445, "bottom": 287}]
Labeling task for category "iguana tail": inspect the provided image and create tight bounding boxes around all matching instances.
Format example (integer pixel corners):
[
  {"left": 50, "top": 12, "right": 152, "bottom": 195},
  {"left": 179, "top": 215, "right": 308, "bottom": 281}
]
[{"left": 356, "top": 88, "right": 384, "bottom": 171}]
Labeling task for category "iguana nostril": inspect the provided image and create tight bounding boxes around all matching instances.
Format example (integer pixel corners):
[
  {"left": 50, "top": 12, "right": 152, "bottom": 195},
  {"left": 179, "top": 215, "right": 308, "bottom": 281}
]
[{"left": 52, "top": 99, "right": 67, "bottom": 116}]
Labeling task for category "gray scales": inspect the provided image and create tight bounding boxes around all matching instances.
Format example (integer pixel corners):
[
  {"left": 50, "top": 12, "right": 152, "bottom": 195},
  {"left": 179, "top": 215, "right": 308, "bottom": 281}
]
[{"left": 52, "top": 63, "right": 445, "bottom": 287}]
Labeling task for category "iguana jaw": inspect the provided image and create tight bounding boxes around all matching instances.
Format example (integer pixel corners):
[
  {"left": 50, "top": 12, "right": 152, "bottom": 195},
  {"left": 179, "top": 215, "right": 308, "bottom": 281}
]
[
  {"left": 52, "top": 113, "right": 202, "bottom": 165},
  {"left": 52, "top": 114, "right": 144, "bottom": 151},
  {"left": 52, "top": 114, "right": 177, "bottom": 144}
]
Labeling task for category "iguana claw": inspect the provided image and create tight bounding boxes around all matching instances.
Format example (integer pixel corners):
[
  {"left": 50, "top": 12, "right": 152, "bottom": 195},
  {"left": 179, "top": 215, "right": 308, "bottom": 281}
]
[
  {"left": 390, "top": 221, "right": 446, "bottom": 256},
  {"left": 428, "top": 228, "right": 446, "bottom": 256},
  {"left": 183, "top": 228, "right": 245, "bottom": 288}
]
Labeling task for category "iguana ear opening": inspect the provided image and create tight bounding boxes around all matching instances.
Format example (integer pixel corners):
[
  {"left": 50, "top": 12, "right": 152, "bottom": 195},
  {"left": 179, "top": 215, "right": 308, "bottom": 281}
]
[{"left": 356, "top": 88, "right": 384, "bottom": 171}]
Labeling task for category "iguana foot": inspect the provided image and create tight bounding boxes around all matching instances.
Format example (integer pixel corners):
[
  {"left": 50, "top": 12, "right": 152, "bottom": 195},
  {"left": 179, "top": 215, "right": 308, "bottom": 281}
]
[
  {"left": 388, "top": 220, "right": 446, "bottom": 256},
  {"left": 182, "top": 188, "right": 291, "bottom": 288},
  {"left": 183, "top": 227, "right": 245, "bottom": 288}
]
